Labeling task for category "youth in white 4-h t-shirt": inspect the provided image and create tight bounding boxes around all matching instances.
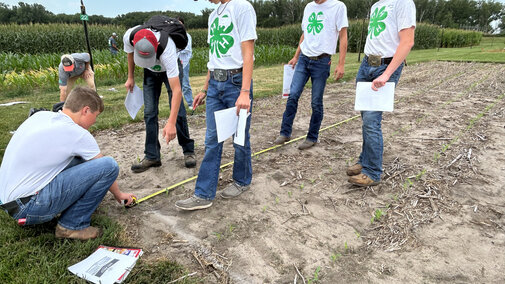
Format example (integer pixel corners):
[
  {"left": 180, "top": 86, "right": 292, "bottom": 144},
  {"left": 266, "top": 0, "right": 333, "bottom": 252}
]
[
  {"left": 364, "top": 0, "right": 416, "bottom": 58},
  {"left": 207, "top": 0, "right": 257, "bottom": 70},
  {"left": 300, "top": 0, "right": 348, "bottom": 57}
]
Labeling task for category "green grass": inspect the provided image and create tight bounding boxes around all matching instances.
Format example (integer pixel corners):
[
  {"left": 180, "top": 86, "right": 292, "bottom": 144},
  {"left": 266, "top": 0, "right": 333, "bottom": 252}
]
[
  {"left": 0, "top": 211, "right": 198, "bottom": 283},
  {"left": 0, "top": 37, "right": 503, "bottom": 281}
]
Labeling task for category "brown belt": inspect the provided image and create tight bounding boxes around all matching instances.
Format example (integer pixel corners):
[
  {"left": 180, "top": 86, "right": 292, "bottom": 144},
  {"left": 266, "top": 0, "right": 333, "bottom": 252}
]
[
  {"left": 307, "top": 53, "right": 331, "bottom": 61},
  {"left": 366, "top": 55, "right": 393, "bottom": 67}
]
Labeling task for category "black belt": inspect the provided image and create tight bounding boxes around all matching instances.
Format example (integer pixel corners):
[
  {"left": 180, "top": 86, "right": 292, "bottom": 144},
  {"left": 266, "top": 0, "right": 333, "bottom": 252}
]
[
  {"left": 365, "top": 55, "right": 393, "bottom": 66},
  {"left": 210, "top": 68, "right": 243, "bottom": 82},
  {"left": 0, "top": 195, "right": 34, "bottom": 217},
  {"left": 307, "top": 53, "right": 331, "bottom": 60}
]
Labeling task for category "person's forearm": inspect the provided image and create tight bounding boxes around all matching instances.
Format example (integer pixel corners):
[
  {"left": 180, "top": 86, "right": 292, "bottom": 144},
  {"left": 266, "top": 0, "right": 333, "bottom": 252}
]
[
  {"left": 241, "top": 40, "right": 254, "bottom": 92},
  {"left": 338, "top": 29, "right": 348, "bottom": 67},
  {"left": 167, "top": 77, "right": 182, "bottom": 125},
  {"left": 294, "top": 34, "right": 304, "bottom": 59},
  {"left": 127, "top": 53, "right": 135, "bottom": 79},
  {"left": 108, "top": 180, "right": 121, "bottom": 197},
  {"left": 383, "top": 28, "right": 415, "bottom": 78}
]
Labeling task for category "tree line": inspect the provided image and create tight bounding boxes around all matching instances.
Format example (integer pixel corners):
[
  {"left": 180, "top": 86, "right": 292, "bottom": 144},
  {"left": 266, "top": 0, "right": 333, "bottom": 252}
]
[{"left": 0, "top": 0, "right": 503, "bottom": 33}]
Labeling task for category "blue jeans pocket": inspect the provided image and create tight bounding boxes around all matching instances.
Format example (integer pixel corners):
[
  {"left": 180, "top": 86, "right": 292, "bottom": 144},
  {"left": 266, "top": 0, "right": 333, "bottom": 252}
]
[{"left": 231, "top": 73, "right": 243, "bottom": 87}]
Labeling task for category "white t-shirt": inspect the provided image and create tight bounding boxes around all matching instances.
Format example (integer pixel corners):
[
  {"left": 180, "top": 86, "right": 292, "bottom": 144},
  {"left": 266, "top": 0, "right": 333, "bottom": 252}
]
[
  {"left": 300, "top": 0, "right": 348, "bottom": 57},
  {"left": 0, "top": 111, "right": 100, "bottom": 203},
  {"left": 207, "top": 0, "right": 257, "bottom": 70},
  {"left": 364, "top": 0, "right": 416, "bottom": 58},
  {"left": 123, "top": 26, "right": 179, "bottom": 78}
]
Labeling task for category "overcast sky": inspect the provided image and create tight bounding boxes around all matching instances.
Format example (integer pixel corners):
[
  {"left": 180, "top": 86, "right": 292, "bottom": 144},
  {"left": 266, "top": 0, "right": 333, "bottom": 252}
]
[
  {"left": 2, "top": 0, "right": 505, "bottom": 18},
  {"left": 1, "top": 0, "right": 217, "bottom": 17}
]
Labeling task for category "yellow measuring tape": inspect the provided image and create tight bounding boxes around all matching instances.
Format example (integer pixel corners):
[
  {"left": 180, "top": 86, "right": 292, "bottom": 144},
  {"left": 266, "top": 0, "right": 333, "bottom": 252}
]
[{"left": 136, "top": 115, "right": 360, "bottom": 205}]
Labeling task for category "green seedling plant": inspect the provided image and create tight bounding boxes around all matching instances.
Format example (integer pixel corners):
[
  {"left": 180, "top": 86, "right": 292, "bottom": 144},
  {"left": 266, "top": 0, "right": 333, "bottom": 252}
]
[
  {"left": 355, "top": 231, "right": 361, "bottom": 239},
  {"left": 403, "top": 178, "right": 414, "bottom": 189},
  {"left": 288, "top": 191, "right": 293, "bottom": 198},
  {"left": 275, "top": 196, "right": 280, "bottom": 204},
  {"left": 371, "top": 209, "right": 385, "bottom": 224},
  {"left": 330, "top": 253, "right": 342, "bottom": 262},
  {"left": 307, "top": 266, "right": 321, "bottom": 284},
  {"left": 416, "top": 169, "right": 427, "bottom": 180},
  {"left": 300, "top": 183, "right": 305, "bottom": 190},
  {"left": 262, "top": 205, "right": 268, "bottom": 212}
]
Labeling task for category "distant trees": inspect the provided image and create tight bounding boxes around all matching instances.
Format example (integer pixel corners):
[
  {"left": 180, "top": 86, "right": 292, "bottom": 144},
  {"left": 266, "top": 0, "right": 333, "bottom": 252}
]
[{"left": 0, "top": 0, "right": 503, "bottom": 33}]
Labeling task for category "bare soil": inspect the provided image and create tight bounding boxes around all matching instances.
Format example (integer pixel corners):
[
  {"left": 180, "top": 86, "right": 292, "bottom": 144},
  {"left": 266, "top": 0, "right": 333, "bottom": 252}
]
[{"left": 96, "top": 61, "right": 505, "bottom": 283}]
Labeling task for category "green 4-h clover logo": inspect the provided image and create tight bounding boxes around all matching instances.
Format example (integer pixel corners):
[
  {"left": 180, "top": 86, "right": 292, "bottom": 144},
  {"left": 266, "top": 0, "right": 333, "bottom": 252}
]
[
  {"left": 368, "top": 6, "right": 388, "bottom": 39},
  {"left": 210, "top": 16, "right": 234, "bottom": 58},
  {"left": 307, "top": 12, "right": 324, "bottom": 35}
]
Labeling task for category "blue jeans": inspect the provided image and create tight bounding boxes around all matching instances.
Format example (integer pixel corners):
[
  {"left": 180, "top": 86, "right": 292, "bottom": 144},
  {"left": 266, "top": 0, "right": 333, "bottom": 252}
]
[
  {"left": 181, "top": 63, "right": 193, "bottom": 107},
  {"left": 143, "top": 62, "right": 194, "bottom": 160},
  {"left": 12, "top": 157, "right": 119, "bottom": 230},
  {"left": 280, "top": 53, "right": 331, "bottom": 142},
  {"left": 355, "top": 57, "right": 404, "bottom": 181},
  {"left": 194, "top": 72, "right": 253, "bottom": 200}
]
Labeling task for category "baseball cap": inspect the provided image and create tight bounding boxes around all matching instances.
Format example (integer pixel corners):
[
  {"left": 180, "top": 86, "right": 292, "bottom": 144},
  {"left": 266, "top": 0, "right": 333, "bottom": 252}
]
[
  {"left": 133, "top": 29, "right": 158, "bottom": 68},
  {"left": 61, "top": 54, "right": 75, "bottom": 72},
  {"left": 112, "top": 32, "right": 117, "bottom": 36}
]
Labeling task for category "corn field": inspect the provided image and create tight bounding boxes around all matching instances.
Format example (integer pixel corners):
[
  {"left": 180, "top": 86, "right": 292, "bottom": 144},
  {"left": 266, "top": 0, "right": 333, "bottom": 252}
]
[{"left": 0, "top": 22, "right": 481, "bottom": 97}]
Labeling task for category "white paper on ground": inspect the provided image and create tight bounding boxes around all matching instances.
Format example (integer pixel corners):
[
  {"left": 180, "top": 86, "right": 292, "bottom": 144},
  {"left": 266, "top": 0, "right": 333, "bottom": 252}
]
[
  {"left": 355, "top": 82, "right": 396, "bottom": 112},
  {"left": 124, "top": 85, "right": 144, "bottom": 119},
  {"left": 282, "top": 64, "right": 295, "bottom": 99},
  {"left": 233, "top": 109, "right": 249, "bottom": 146},
  {"left": 68, "top": 248, "right": 137, "bottom": 284},
  {"left": 0, "top": 101, "right": 28, "bottom": 107}
]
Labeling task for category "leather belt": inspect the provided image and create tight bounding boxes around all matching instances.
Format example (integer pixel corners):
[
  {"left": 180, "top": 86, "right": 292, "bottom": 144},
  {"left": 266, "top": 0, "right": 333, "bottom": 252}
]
[
  {"left": 0, "top": 195, "right": 34, "bottom": 217},
  {"left": 307, "top": 53, "right": 331, "bottom": 61},
  {"left": 210, "top": 68, "right": 243, "bottom": 82},
  {"left": 366, "top": 55, "right": 393, "bottom": 67}
]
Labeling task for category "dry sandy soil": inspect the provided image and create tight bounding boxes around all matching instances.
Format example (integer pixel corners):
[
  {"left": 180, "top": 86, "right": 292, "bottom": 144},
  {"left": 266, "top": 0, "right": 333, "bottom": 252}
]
[{"left": 96, "top": 61, "right": 505, "bottom": 283}]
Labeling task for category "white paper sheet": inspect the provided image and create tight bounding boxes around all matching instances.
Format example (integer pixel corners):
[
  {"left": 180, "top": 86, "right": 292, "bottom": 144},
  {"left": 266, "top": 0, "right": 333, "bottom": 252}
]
[
  {"left": 354, "top": 82, "right": 396, "bottom": 112},
  {"left": 233, "top": 109, "right": 248, "bottom": 146},
  {"left": 282, "top": 64, "right": 295, "bottom": 99},
  {"left": 215, "top": 107, "right": 250, "bottom": 145},
  {"left": 0, "top": 101, "right": 28, "bottom": 107},
  {"left": 68, "top": 248, "right": 137, "bottom": 284},
  {"left": 124, "top": 85, "right": 144, "bottom": 119}
]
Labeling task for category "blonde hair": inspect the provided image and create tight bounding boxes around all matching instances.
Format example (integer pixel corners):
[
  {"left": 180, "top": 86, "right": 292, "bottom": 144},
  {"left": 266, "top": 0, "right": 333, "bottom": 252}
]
[{"left": 64, "top": 87, "right": 104, "bottom": 113}]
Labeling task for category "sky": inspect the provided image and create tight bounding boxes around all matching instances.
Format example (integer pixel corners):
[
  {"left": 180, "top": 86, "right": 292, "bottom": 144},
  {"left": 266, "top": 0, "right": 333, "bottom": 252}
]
[
  {"left": 2, "top": 0, "right": 505, "bottom": 18},
  {"left": 1, "top": 0, "right": 218, "bottom": 17}
]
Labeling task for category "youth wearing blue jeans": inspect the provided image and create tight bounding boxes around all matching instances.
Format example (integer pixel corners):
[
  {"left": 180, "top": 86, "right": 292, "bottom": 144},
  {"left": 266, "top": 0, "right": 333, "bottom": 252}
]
[
  {"left": 280, "top": 53, "right": 331, "bottom": 142},
  {"left": 181, "top": 63, "right": 193, "bottom": 107},
  {"left": 11, "top": 157, "right": 118, "bottom": 230},
  {"left": 143, "top": 61, "right": 194, "bottom": 161},
  {"left": 194, "top": 73, "right": 253, "bottom": 200},
  {"left": 355, "top": 57, "right": 404, "bottom": 182}
]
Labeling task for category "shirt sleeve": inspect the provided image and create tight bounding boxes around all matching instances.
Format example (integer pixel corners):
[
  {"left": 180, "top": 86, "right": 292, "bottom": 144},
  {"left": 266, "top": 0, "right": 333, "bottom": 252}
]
[
  {"left": 160, "top": 38, "right": 179, "bottom": 79},
  {"left": 72, "top": 53, "right": 90, "bottom": 63},
  {"left": 58, "top": 64, "right": 68, "bottom": 86},
  {"left": 123, "top": 27, "right": 136, "bottom": 53},
  {"left": 336, "top": 3, "right": 349, "bottom": 31},
  {"left": 72, "top": 131, "right": 100, "bottom": 160},
  {"left": 236, "top": 4, "right": 257, "bottom": 42},
  {"left": 396, "top": 0, "right": 417, "bottom": 31}
]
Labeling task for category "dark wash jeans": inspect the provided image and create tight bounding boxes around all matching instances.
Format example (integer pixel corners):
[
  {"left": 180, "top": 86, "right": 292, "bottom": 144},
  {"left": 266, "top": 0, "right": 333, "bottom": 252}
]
[
  {"left": 143, "top": 61, "right": 194, "bottom": 161},
  {"left": 355, "top": 58, "right": 404, "bottom": 181},
  {"left": 194, "top": 72, "right": 253, "bottom": 200},
  {"left": 12, "top": 157, "right": 118, "bottom": 230},
  {"left": 280, "top": 53, "right": 331, "bottom": 142}
]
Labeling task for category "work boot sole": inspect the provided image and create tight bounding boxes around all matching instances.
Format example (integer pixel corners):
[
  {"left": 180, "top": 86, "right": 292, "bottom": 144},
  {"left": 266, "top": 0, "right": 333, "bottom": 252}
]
[
  {"left": 349, "top": 180, "right": 380, "bottom": 187},
  {"left": 175, "top": 202, "right": 213, "bottom": 211},
  {"left": 131, "top": 161, "right": 162, "bottom": 173}
]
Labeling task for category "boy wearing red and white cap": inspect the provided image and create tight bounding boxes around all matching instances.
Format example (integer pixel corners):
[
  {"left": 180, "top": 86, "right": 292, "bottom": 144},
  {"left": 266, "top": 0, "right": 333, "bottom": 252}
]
[
  {"left": 58, "top": 53, "right": 95, "bottom": 102},
  {"left": 123, "top": 25, "right": 196, "bottom": 172}
]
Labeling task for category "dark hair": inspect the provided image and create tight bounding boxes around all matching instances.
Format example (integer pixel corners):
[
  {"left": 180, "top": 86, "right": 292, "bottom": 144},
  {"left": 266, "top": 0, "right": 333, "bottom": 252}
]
[
  {"left": 64, "top": 86, "right": 104, "bottom": 113},
  {"left": 176, "top": 16, "right": 184, "bottom": 25}
]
